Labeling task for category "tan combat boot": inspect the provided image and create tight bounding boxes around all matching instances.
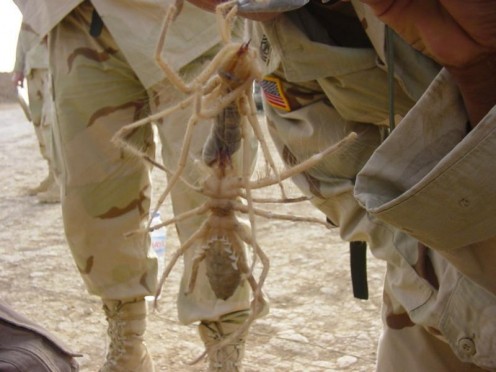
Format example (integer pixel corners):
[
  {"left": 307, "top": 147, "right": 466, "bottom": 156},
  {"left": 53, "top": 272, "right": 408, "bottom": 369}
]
[
  {"left": 100, "top": 298, "right": 154, "bottom": 372},
  {"left": 37, "top": 180, "right": 60, "bottom": 203},
  {"left": 199, "top": 310, "right": 249, "bottom": 372},
  {"left": 27, "top": 173, "right": 54, "bottom": 195}
]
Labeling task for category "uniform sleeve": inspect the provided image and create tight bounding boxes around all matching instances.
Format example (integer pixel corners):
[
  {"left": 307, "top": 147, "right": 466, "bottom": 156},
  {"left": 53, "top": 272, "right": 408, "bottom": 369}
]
[{"left": 355, "top": 69, "right": 496, "bottom": 251}]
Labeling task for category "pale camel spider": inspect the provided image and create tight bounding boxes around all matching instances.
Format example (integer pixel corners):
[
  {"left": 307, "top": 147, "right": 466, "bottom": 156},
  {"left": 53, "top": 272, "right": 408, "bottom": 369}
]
[{"left": 112, "top": 0, "right": 357, "bottom": 364}]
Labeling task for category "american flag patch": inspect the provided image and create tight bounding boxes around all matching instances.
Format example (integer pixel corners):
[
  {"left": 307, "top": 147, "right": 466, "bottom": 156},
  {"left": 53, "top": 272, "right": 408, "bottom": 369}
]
[{"left": 260, "top": 76, "right": 291, "bottom": 112}]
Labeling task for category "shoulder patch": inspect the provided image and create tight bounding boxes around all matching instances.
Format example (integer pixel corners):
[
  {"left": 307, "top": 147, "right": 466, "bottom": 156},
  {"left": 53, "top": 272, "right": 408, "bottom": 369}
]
[{"left": 260, "top": 76, "right": 291, "bottom": 112}]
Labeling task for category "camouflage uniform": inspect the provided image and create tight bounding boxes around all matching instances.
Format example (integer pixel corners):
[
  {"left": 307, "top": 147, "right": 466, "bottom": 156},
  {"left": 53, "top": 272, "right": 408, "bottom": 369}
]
[
  {"left": 254, "top": 1, "right": 495, "bottom": 370},
  {"left": 13, "top": 23, "right": 58, "bottom": 197},
  {"left": 13, "top": 0, "right": 257, "bottom": 370}
]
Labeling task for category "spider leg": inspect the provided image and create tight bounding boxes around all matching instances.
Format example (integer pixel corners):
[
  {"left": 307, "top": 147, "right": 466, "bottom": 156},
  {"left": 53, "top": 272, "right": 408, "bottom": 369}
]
[
  {"left": 237, "top": 221, "right": 270, "bottom": 296},
  {"left": 199, "top": 72, "right": 253, "bottom": 119},
  {"left": 235, "top": 203, "right": 332, "bottom": 228},
  {"left": 154, "top": 221, "right": 210, "bottom": 306},
  {"left": 123, "top": 204, "right": 208, "bottom": 239},
  {"left": 149, "top": 93, "right": 204, "bottom": 226},
  {"left": 239, "top": 111, "right": 259, "bottom": 267},
  {"left": 243, "top": 194, "right": 310, "bottom": 204},
  {"left": 237, "top": 224, "right": 269, "bottom": 321},
  {"left": 111, "top": 96, "right": 195, "bottom": 164},
  {"left": 158, "top": 5, "right": 229, "bottom": 91},
  {"left": 236, "top": 249, "right": 260, "bottom": 294},
  {"left": 156, "top": 4, "right": 237, "bottom": 94},
  {"left": 198, "top": 224, "right": 268, "bottom": 361},
  {"left": 241, "top": 92, "right": 290, "bottom": 199},
  {"left": 187, "top": 245, "right": 207, "bottom": 295},
  {"left": 216, "top": 0, "right": 239, "bottom": 44},
  {"left": 250, "top": 132, "right": 358, "bottom": 190},
  {"left": 173, "top": 0, "right": 184, "bottom": 18},
  {"left": 150, "top": 203, "right": 210, "bottom": 233},
  {"left": 155, "top": 4, "right": 194, "bottom": 94}
]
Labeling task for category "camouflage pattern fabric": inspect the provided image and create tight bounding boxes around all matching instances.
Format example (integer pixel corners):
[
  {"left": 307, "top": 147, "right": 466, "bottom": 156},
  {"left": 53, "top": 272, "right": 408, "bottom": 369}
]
[
  {"left": 253, "top": 1, "right": 493, "bottom": 370},
  {"left": 25, "top": 68, "right": 55, "bottom": 172},
  {"left": 14, "top": 24, "right": 57, "bottom": 178},
  {"left": 14, "top": 23, "right": 48, "bottom": 73},
  {"left": 48, "top": 2, "right": 255, "bottom": 322}
]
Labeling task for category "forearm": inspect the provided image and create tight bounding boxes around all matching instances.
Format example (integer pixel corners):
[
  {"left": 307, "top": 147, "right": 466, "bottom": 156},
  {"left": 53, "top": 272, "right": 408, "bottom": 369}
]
[
  {"left": 447, "top": 54, "right": 496, "bottom": 128},
  {"left": 14, "top": 38, "right": 26, "bottom": 74},
  {"left": 186, "top": 0, "right": 281, "bottom": 21},
  {"left": 13, "top": 34, "right": 26, "bottom": 86}
]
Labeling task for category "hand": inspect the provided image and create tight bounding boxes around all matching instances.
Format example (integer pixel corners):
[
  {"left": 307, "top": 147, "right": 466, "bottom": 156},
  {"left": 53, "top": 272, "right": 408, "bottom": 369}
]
[
  {"left": 185, "top": 0, "right": 283, "bottom": 21},
  {"left": 360, "top": 0, "right": 496, "bottom": 68},
  {"left": 11, "top": 71, "right": 24, "bottom": 88},
  {"left": 361, "top": 0, "right": 496, "bottom": 126}
]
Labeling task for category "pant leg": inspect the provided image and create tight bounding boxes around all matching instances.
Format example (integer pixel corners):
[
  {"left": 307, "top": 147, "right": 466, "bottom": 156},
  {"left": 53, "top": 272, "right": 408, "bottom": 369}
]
[
  {"left": 31, "top": 67, "right": 60, "bottom": 185},
  {"left": 49, "top": 3, "right": 156, "bottom": 300},
  {"left": 150, "top": 50, "right": 260, "bottom": 323},
  {"left": 264, "top": 75, "right": 493, "bottom": 370},
  {"left": 38, "top": 69, "right": 59, "bottom": 179},
  {"left": 26, "top": 69, "right": 50, "bottom": 164},
  {"left": 43, "top": 73, "right": 64, "bottom": 184}
]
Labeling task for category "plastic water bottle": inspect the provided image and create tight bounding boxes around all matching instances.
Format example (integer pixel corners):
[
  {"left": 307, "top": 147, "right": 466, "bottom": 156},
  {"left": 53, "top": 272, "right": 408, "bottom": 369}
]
[
  {"left": 150, "top": 211, "right": 167, "bottom": 278},
  {"left": 146, "top": 211, "right": 167, "bottom": 302},
  {"left": 145, "top": 212, "right": 166, "bottom": 305}
]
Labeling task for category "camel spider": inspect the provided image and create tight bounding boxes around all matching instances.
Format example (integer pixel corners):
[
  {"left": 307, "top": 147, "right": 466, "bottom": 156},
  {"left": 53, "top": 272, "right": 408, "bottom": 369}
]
[
  {"left": 112, "top": 0, "right": 357, "bottom": 364},
  {"left": 151, "top": 132, "right": 355, "bottom": 364}
]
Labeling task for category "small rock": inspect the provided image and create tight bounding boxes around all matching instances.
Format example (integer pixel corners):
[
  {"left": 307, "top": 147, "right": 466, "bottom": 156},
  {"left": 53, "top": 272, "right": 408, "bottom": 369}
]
[
  {"left": 337, "top": 355, "right": 358, "bottom": 368},
  {"left": 277, "top": 329, "right": 309, "bottom": 343}
]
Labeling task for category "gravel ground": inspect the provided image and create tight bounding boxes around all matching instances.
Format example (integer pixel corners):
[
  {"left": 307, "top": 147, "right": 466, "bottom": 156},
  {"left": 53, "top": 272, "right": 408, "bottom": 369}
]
[{"left": 0, "top": 102, "right": 385, "bottom": 371}]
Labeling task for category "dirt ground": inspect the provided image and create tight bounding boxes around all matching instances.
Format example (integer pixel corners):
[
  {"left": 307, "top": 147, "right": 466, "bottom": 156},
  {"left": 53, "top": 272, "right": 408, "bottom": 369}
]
[{"left": 0, "top": 101, "right": 386, "bottom": 371}]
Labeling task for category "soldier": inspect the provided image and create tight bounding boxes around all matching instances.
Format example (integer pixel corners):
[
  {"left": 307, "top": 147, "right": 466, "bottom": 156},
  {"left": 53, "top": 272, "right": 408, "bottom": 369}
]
[
  {"left": 12, "top": 23, "right": 60, "bottom": 203},
  {"left": 12, "top": 1, "right": 257, "bottom": 371}
]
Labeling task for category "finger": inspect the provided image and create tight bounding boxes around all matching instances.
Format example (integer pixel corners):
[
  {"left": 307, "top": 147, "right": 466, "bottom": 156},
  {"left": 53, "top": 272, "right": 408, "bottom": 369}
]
[
  {"left": 358, "top": 0, "right": 396, "bottom": 17},
  {"left": 237, "top": 0, "right": 308, "bottom": 13}
]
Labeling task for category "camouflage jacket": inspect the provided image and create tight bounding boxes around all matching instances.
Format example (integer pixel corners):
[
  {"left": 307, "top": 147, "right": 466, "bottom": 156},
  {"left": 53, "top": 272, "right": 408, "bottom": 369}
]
[{"left": 13, "top": 0, "right": 221, "bottom": 88}]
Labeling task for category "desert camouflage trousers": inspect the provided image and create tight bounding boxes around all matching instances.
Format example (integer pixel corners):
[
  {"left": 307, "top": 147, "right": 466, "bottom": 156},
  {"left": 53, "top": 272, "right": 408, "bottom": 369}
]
[
  {"left": 262, "top": 72, "right": 487, "bottom": 372},
  {"left": 26, "top": 68, "right": 57, "bottom": 179},
  {"left": 255, "top": 5, "right": 492, "bottom": 367},
  {"left": 48, "top": 3, "right": 256, "bottom": 324},
  {"left": 263, "top": 75, "right": 488, "bottom": 372}
]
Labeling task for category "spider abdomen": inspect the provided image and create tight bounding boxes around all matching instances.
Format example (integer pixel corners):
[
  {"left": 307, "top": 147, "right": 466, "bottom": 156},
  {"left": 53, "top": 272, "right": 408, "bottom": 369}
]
[{"left": 204, "top": 234, "right": 245, "bottom": 300}]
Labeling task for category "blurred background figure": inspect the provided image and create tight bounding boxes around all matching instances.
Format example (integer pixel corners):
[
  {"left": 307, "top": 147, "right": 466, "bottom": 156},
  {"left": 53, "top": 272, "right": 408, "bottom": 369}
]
[{"left": 12, "top": 21, "right": 60, "bottom": 203}]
